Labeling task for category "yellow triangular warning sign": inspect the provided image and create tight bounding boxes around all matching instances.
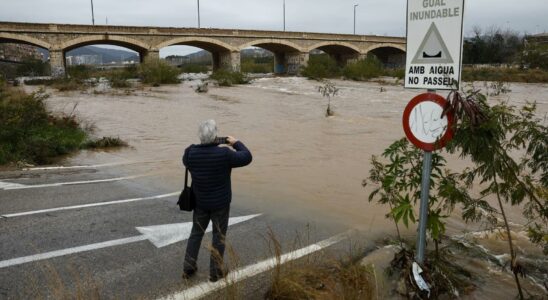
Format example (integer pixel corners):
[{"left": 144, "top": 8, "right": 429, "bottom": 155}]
[{"left": 412, "top": 22, "right": 454, "bottom": 64}]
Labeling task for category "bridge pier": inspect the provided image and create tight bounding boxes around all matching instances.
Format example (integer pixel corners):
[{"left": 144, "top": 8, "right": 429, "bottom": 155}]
[
  {"left": 49, "top": 50, "right": 66, "bottom": 77},
  {"left": 142, "top": 50, "right": 160, "bottom": 63},
  {"left": 217, "top": 51, "right": 241, "bottom": 72},
  {"left": 274, "top": 52, "right": 309, "bottom": 75}
]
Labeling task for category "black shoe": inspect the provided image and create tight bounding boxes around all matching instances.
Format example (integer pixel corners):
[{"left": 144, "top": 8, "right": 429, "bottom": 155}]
[{"left": 182, "top": 269, "right": 196, "bottom": 280}]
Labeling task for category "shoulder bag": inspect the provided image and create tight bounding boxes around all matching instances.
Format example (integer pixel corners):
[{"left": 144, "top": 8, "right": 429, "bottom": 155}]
[{"left": 177, "top": 167, "right": 196, "bottom": 211}]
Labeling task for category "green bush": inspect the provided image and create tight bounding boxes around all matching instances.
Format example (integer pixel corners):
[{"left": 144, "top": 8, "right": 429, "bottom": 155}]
[
  {"left": 107, "top": 69, "right": 133, "bottom": 88},
  {"left": 24, "top": 78, "right": 55, "bottom": 86},
  {"left": 67, "top": 65, "right": 93, "bottom": 80},
  {"left": 241, "top": 57, "right": 273, "bottom": 73},
  {"left": 0, "top": 84, "right": 87, "bottom": 164},
  {"left": 83, "top": 137, "right": 128, "bottom": 149},
  {"left": 180, "top": 63, "right": 209, "bottom": 73},
  {"left": 462, "top": 67, "right": 548, "bottom": 83},
  {"left": 139, "top": 59, "right": 181, "bottom": 85},
  {"left": 342, "top": 56, "right": 383, "bottom": 81},
  {"left": 301, "top": 54, "right": 341, "bottom": 80},
  {"left": 383, "top": 68, "right": 405, "bottom": 79},
  {"left": 0, "top": 82, "right": 129, "bottom": 165},
  {"left": 16, "top": 58, "right": 50, "bottom": 77},
  {"left": 209, "top": 70, "right": 249, "bottom": 86}
]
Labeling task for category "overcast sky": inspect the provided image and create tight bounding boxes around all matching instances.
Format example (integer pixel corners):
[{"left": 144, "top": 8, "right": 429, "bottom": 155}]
[{"left": 1, "top": 0, "right": 546, "bottom": 57}]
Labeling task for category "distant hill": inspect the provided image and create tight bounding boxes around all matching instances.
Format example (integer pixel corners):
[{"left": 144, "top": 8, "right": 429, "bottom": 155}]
[
  {"left": 172, "top": 48, "right": 273, "bottom": 64},
  {"left": 66, "top": 46, "right": 139, "bottom": 64},
  {"left": 36, "top": 46, "right": 272, "bottom": 65}
]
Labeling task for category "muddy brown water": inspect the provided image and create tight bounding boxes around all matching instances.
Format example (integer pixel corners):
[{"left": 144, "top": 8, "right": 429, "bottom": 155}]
[{"left": 27, "top": 77, "right": 547, "bottom": 298}]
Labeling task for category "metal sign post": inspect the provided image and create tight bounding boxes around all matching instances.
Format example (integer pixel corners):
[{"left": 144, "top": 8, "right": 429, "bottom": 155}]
[
  {"left": 404, "top": 0, "right": 465, "bottom": 264},
  {"left": 402, "top": 92, "right": 454, "bottom": 264},
  {"left": 416, "top": 151, "right": 432, "bottom": 263}
]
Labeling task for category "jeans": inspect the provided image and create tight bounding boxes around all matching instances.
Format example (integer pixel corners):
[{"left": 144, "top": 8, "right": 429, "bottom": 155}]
[{"left": 183, "top": 206, "right": 230, "bottom": 278}]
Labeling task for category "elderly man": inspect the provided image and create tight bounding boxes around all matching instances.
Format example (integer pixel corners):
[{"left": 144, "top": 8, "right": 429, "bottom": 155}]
[{"left": 182, "top": 119, "right": 252, "bottom": 282}]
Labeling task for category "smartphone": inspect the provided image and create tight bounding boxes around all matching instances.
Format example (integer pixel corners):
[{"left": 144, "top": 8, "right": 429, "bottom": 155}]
[{"left": 214, "top": 137, "right": 228, "bottom": 144}]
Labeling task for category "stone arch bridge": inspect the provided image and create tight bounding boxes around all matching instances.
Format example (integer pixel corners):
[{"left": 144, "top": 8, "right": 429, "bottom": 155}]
[{"left": 0, "top": 22, "right": 406, "bottom": 77}]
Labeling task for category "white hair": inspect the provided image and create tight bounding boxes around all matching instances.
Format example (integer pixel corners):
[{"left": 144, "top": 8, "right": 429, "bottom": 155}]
[{"left": 198, "top": 119, "right": 217, "bottom": 144}]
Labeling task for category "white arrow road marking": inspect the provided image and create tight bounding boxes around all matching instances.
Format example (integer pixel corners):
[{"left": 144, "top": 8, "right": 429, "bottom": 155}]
[
  {"left": 1, "top": 192, "right": 179, "bottom": 218},
  {"left": 0, "top": 174, "right": 148, "bottom": 191},
  {"left": 159, "top": 231, "right": 348, "bottom": 300},
  {"left": 0, "top": 181, "right": 27, "bottom": 189},
  {"left": 22, "top": 160, "right": 171, "bottom": 171},
  {"left": 0, "top": 214, "right": 261, "bottom": 269}
]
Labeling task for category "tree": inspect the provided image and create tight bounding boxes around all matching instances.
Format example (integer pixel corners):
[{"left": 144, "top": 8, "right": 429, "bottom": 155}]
[
  {"left": 365, "top": 86, "right": 547, "bottom": 299},
  {"left": 317, "top": 80, "right": 338, "bottom": 117}
]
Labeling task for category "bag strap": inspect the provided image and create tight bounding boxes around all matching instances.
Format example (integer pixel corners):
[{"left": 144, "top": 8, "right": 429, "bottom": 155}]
[
  {"left": 184, "top": 167, "right": 189, "bottom": 188},
  {"left": 184, "top": 145, "right": 193, "bottom": 188}
]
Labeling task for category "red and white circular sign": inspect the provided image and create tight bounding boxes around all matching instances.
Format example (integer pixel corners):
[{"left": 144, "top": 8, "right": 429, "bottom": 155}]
[{"left": 402, "top": 93, "right": 454, "bottom": 151}]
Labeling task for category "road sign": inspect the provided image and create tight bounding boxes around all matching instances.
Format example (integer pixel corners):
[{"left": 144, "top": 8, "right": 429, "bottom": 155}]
[
  {"left": 0, "top": 214, "right": 260, "bottom": 269},
  {"left": 405, "top": 0, "right": 465, "bottom": 90},
  {"left": 402, "top": 92, "right": 453, "bottom": 151}
]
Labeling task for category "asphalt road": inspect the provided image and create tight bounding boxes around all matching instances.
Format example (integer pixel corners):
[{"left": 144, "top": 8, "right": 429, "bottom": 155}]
[{"left": 0, "top": 162, "right": 360, "bottom": 299}]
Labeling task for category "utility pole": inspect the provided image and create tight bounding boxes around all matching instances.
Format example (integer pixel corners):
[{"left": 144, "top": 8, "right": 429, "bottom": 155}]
[
  {"left": 283, "top": 0, "right": 286, "bottom": 31},
  {"left": 91, "top": 0, "right": 95, "bottom": 25},
  {"left": 197, "top": 0, "right": 201, "bottom": 28},
  {"left": 354, "top": 4, "right": 359, "bottom": 35}
]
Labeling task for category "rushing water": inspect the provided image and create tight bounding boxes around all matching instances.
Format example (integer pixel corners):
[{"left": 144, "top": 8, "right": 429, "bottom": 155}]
[{"left": 31, "top": 77, "right": 547, "bottom": 297}]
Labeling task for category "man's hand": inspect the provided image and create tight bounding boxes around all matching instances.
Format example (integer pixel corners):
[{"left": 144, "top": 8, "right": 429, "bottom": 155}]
[{"left": 226, "top": 136, "right": 238, "bottom": 146}]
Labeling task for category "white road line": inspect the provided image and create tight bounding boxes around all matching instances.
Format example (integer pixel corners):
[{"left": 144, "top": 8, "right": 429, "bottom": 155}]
[
  {"left": 0, "top": 236, "right": 146, "bottom": 269},
  {"left": 22, "top": 160, "right": 170, "bottom": 171},
  {"left": 0, "top": 174, "right": 148, "bottom": 191},
  {"left": 159, "top": 232, "right": 348, "bottom": 300},
  {"left": 1, "top": 192, "right": 179, "bottom": 218},
  {"left": 0, "top": 214, "right": 260, "bottom": 269},
  {"left": 0, "top": 181, "right": 27, "bottom": 189}
]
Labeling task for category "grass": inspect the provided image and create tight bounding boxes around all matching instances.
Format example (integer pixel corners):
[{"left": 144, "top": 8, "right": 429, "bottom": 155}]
[
  {"left": 301, "top": 54, "right": 341, "bottom": 80},
  {"left": 462, "top": 67, "right": 548, "bottom": 83},
  {"left": 24, "top": 77, "right": 86, "bottom": 92},
  {"left": 302, "top": 54, "right": 404, "bottom": 82},
  {"left": 209, "top": 70, "right": 249, "bottom": 86},
  {"left": 139, "top": 59, "right": 181, "bottom": 85},
  {"left": 264, "top": 229, "right": 375, "bottom": 300},
  {"left": 0, "top": 81, "right": 128, "bottom": 165},
  {"left": 180, "top": 63, "right": 210, "bottom": 73},
  {"left": 342, "top": 57, "right": 383, "bottom": 81},
  {"left": 83, "top": 137, "right": 128, "bottom": 149},
  {"left": 266, "top": 259, "right": 375, "bottom": 299},
  {"left": 241, "top": 57, "right": 274, "bottom": 74}
]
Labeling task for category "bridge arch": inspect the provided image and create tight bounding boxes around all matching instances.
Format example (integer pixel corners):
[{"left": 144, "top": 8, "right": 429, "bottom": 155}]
[
  {"left": 155, "top": 37, "right": 236, "bottom": 53},
  {"left": 307, "top": 41, "right": 362, "bottom": 67},
  {"left": 156, "top": 37, "right": 239, "bottom": 72},
  {"left": 59, "top": 35, "right": 150, "bottom": 53},
  {"left": 0, "top": 32, "right": 51, "bottom": 49},
  {"left": 364, "top": 43, "right": 406, "bottom": 53},
  {"left": 306, "top": 41, "right": 362, "bottom": 55},
  {"left": 365, "top": 43, "right": 406, "bottom": 67},
  {"left": 238, "top": 39, "right": 303, "bottom": 53},
  {"left": 238, "top": 39, "right": 306, "bottom": 75}
]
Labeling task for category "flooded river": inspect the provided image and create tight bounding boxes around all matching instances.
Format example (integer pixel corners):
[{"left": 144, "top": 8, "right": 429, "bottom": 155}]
[{"left": 31, "top": 77, "right": 547, "bottom": 298}]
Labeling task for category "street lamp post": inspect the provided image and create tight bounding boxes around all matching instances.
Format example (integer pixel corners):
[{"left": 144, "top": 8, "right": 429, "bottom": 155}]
[
  {"left": 283, "top": 0, "right": 286, "bottom": 31},
  {"left": 354, "top": 4, "right": 359, "bottom": 35},
  {"left": 91, "top": 0, "right": 95, "bottom": 25},
  {"left": 197, "top": 0, "right": 201, "bottom": 28}
]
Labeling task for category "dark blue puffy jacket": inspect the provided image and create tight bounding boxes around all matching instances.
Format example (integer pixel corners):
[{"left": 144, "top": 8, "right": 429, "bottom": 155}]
[{"left": 182, "top": 141, "right": 252, "bottom": 210}]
